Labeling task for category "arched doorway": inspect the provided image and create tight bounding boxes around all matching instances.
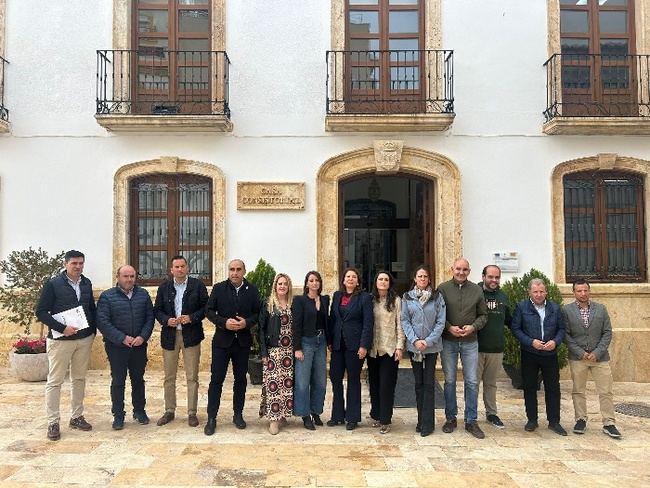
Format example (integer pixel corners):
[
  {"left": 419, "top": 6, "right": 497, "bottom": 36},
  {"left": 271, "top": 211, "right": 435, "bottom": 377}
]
[{"left": 340, "top": 174, "right": 433, "bottom": 294}]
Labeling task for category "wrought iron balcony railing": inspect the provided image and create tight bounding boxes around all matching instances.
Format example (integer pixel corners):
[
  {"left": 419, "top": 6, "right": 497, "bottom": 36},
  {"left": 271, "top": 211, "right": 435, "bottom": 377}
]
[
  {"left": 0, "top": 55, "right": 8, "bottom": 123},
  {"left": 326, "top": 49, "right": 454, "bottom": 115},
  {"left": 96, "top": 49, "right": 230, "bottom": 117},
  {"left": 544, "top": 53, "right": 650, "bottom": 121}
]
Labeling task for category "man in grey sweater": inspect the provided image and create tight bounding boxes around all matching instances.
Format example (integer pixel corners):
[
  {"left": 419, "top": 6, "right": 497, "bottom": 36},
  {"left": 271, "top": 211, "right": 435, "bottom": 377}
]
[{"left": 562, "top": 279, "right": 621, "bottom": 438}]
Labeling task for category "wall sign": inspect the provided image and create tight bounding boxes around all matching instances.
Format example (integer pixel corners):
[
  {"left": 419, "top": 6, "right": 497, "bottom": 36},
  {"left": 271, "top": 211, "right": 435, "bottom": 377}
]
[{"left": 237, "top": 182, "right": 305, "bottom": 210}]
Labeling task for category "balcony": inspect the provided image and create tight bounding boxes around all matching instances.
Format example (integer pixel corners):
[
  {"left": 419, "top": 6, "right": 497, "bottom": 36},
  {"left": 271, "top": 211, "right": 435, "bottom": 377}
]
[
  {"left": 0, "top": 55, "right": 8, "bottom": 133},
  {"left": 95, "top": 49, "right": 231, "bottom": 132},
  {"left": 543, "top": 53, "right": 650, "bottom": 135},
  {"left": 325, "top": 49, "right": 454, "bottom": 132}
]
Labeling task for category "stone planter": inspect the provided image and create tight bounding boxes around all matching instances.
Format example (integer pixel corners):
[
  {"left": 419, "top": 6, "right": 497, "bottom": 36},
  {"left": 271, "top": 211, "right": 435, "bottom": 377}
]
[{"left": 9, "top": 351, "right": 49, "bottom": 382}]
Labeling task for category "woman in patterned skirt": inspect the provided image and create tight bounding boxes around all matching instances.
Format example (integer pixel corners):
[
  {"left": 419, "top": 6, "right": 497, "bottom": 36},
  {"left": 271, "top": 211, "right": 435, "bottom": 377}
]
[{"left": 259, "top": 273, "right": 294, "bottom": 435}]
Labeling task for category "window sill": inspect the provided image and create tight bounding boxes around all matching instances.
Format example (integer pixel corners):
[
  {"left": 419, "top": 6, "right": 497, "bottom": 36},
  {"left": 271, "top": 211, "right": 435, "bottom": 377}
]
[
  {"left": 0, "top": 120, "right": 9, "bottom": 134},
  {"left": 558, "top": 283, "right": 650, "bottom": 296},
  {"left": 543, "top": 117, "right": 650, "bottom": 136},
  {"left": 325, "top": 113, "right": 455, "bottom": 132},
  {"left": 95, "top": 114, "right": 233, "bottom": 133}
]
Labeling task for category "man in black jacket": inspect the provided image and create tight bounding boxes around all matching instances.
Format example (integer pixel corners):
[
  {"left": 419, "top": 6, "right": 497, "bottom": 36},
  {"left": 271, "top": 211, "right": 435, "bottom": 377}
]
[
  {"left": 153, "top": 255, "right": 208, "bottom": 428},
  {"left": 36, "top": 250, "right": 96, "bottom": 441},
  {"left": 204, "top": 259, "right": 260, "bottom": 435}
]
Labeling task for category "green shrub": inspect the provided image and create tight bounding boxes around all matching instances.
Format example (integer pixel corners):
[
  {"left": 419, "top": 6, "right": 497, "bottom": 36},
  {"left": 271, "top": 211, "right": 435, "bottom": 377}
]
[
  {"left": 501, "top": 268, "right": 568, "bottom": 369},
  {"left": 245, "top": 258, "right": 276, "bottom": 356},
  {"left": 0, "top": 248, "right": 65, "bottom": 336}
]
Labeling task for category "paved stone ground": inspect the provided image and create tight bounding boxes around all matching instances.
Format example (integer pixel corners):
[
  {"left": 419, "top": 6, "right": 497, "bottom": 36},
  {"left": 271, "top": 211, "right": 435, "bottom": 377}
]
[{"left": 0, "top": 367, "right": 648, "bottom": 487}]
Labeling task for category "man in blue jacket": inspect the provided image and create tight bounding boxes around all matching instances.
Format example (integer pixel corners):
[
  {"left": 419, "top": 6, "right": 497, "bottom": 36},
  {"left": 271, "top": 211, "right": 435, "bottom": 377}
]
[
  {"left": 511, "top": 278, "right": 567, "bottom": 435},
  {"left": 36, "top": 250, "right": 96, "bottom": 441},
  {"left": 97, "top": 265, "right": 154, "bottom": 430}
]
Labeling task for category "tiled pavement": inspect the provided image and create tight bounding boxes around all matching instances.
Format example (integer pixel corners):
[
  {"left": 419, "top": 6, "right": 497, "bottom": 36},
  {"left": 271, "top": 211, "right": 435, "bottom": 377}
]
[{"left": 0, "top": 367, "right": 649, "bottom": 487}]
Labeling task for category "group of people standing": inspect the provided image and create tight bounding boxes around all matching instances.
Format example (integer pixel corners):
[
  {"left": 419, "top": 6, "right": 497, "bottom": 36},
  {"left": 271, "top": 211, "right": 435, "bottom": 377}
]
[{"left": 35, "top": 251, "right": 622, "bottom": 442}]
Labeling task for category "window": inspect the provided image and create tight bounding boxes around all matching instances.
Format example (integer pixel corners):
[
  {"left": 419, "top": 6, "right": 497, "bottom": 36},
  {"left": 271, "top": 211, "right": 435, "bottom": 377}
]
[
  {"left": 559, "top": 0, "right": 636, "bottom": 116},
  {"left": 564, "top": 170, "right": 646, "bottom": 282},
  {"left": 129, "top": 174, "right": 212, "bottom": 285},
  {"left": 133, "top": 0, "right": 211, "bottom": 114}
]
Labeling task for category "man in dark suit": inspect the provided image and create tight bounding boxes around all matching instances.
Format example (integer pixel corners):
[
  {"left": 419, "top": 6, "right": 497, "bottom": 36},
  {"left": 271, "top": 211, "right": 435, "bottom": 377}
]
[
  {"left": 204, "top": 259, "right": 260, "bottom": 435},
  {"left": 562, "top": 279, "right": 621, "bottom": 438},
  {"left": 153, "top": 255, "right": 208, "bottom": 428},
  {"left": 511, "top": 278, "right": 567, "bottom": 436}
]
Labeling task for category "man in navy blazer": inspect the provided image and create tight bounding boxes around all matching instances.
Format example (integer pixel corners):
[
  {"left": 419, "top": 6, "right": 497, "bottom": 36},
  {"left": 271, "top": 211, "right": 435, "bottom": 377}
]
[{"left": 511, "top": 278, "right": 567, "bottom": 435}]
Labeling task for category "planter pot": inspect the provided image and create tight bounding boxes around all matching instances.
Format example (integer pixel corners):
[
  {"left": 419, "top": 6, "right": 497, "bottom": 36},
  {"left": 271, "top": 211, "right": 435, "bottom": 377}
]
[
  {"left": 248, "top": 356, "right": 263, "bottom": 385},
  {"left": 502, "top": 363, "right": 542, "bottom": 391},
  {"left": 9, "top": 351, "right": 49, "bottom": 382}
]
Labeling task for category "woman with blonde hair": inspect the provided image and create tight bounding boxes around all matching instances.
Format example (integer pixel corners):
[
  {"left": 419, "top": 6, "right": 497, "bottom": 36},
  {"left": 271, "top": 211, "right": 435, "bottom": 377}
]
[{"left": 259, "top": 273, "right": 295, "bottom": 434}]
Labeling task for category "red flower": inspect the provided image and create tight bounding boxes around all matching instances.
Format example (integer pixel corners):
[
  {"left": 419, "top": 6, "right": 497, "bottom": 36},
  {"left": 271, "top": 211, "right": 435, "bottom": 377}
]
[{"left": 12, "top": 337, "right": 46, "bottom": 354}]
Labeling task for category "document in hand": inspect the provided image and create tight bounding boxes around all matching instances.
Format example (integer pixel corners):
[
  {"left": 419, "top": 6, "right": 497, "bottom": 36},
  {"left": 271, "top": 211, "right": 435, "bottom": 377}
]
[{"left": 51, "top": 306, "right": 89, "bottom": 339}]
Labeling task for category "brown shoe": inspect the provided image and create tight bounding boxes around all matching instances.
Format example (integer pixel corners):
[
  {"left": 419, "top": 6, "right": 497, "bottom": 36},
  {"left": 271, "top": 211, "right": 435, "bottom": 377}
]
[
  {"left": 69, "top": 415, "right": 92, "bottom": 431},
  {"left": 442, "top": 418, "right": 457, "bottom": 434},
  {"left": 188, "top": 414, "right": 199, "bottom": 427},
  {"left": 465, "top": 422, "right": 485, "bottom": 439},
  {"left": 156, "top": 412, "right": 175, "bottom": 426},
  {"left": 47, "top": 422, "right": 60, "bottom": 441}
]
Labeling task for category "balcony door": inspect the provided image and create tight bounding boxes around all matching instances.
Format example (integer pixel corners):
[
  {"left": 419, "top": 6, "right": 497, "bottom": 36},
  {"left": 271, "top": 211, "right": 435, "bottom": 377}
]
[
  {"left": 133, "top": 0, "right": 211, "bottom": 114},
  {"left": 346, "top": 0, "right": 424, "bottom": 113},
  {"left": 340, "top": 174, "right": 433, "bottom": 295},
  {"left": 560, "top": 0, "right": 636, "bottom": 116}
]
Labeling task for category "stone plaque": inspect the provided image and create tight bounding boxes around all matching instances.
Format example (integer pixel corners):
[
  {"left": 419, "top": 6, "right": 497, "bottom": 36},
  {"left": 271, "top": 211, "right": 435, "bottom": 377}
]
[{"left": 237, "top": 182, "right": 305, "bottom": 210}]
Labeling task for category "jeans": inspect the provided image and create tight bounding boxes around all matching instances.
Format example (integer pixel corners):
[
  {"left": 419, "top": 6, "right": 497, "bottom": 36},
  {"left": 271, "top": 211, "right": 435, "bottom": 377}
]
[
  {"left": 105, "top": 342, "right": 148, "bottom": 416},
  {"left": 293, "top": 333, "right": 327, "bottom": 417},
  {"left": 441, "top": 339, "right": 479, "bottom": 423}
]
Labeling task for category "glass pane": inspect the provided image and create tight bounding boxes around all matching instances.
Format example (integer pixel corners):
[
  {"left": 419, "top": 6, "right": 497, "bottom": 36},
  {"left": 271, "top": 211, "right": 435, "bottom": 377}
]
[
  {"left": 599, "top": 11, "right": 627, "bottom": 34},
  {"left": 138, "top": 10, "right": 168, "bottom": 33},
  {"left": 138, "top": 251, "right": 168, "bottom": 281},
  {"left": 138, "top": 66, "right": 170, "bottom": 90},
  {"left": 180, "top": 183, "right": 210, "bottom": 210},
  {"left": 565, "top": 214, "right": 596, "bottom": 242},
  {"left": 561, "top": 38, "right": 589, "bottom": 55},
  {"left": 178, "top": 39, "right": 210, "bottom": 51},
  {"left": 562, "top": 66, "right": 591, "bottom": 89},
  {"left": 138, "top": 218, "right": 168, "bottom": 245},
  {"left": 566, "top": 245, "right": 596, "bottom": 275},
  {"left": 391, "top": 66, "right": 419, "bottom": 89},
  {"left": 390, "top": 0, "right": 418, "bottom": 4},
  {"left": 389, "top": 38, "right": 419, "bottom": 61},
  {"left": 350, "top": 38, "right": 380, "bottom": 52},
  {"left": 601, "top": 65, "right": 629, "bottom": 89},
  {"left": 389, "top": 11, "right": 418, "bottom": 34},
  {"left": 178, "top": 67, "right": 208, "bottom": 91},
  {"left": 600, "top": 39, "right": 628, "bottom": 56},
  {"left": 349, "top": 0, "right": 378, "bottom": 4},
  {"left": 561, "top": 11, "right": 588, "bottom": 33},
  {"left": 349, "top": 11, "right": 379, "bottom": 34},
  {"left": 179, "top": 0, "right": 209, "bottom": 4},
  {"left": 564, "top": 178, "right": 595, "bottom": 207},
  {"left": 178, "top": 9, "right": 209, "bottom": 32},
  {"left": 607, "top": 247, "right": 637, "bottom": 275},
  {"left": 138, "top": 38, "right": 169, "bottom": 60},
  {"left": 599, "top": 0, "right": 627, "bottom": 5},
  {"left": 560, "top": 0, "right": 588, "bottom": 4},
  {"left": 351, "top": 67, "right": 380, "bottom": 89},
  {"left": 138, "top": 183, "right": 168, "bottom": 210},
  {"left": 184, "top": 250, "right": 210, "bottom": 279},
  {"left": 139, "top": 0, "right": 168, "bottom": 4},
  {"left": 179, "top": 217, "right": 210, "bottom": 245}
]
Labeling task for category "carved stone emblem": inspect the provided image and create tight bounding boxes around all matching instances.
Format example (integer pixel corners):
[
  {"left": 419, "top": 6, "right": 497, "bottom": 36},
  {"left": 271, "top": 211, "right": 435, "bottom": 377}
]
[
  {"left": 373, "top": 140, "right": 403, "bottom": 173},
  {"left": 598, "top": 153, "right": 617, "bottom": 170}
]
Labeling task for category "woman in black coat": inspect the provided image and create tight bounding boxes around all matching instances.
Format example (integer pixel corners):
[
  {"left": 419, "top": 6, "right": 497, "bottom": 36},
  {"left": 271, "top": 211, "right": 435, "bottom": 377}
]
[{"left": 327, "top": 267, "right": 374, "bottom": 430}]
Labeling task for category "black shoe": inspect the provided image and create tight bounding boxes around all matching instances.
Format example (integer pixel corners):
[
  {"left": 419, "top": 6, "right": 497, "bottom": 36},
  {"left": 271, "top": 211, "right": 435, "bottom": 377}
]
[
  {"left": 47, "top": 422, "right": 61, "bottom": 441},
  {"left": 524, "top": 420, "right": 538, "bottom": 432},
  {"left": 156, "top": 412, "right": 175, "bottom": 426},
  {"left": 548, "top": 422, "right": 568, "bottom": 436},
  {"left": 603, "top": 424, "right": 622, "bottom": 438},
  {"left": 69, "top": 415, "right": 93, "bottom": 431},
  {"left": 486, "top": 414, "right": 505, "bottom": 429},
  {"left": 133, "top": 411, "right": 150, "bottom": 425},
  {"left": 233, "top": 413, "right": 246, "bottom": 429},
  {"left": 302, "top": 416, "right": 316, "bottom": 430},
  {"left": 573, "top": 419, "right": 586, "bottom": 434},
  {"left": 326, "top": 419, "right": 344, "bottom": 427},
  {"left": 112, "top": 414, "right": 125, "bottom": 431},
  {"left": 415, "top": 424, "right": 421, "bottom": 433},
  {"left": 346, "top": 422, "right": 357, "bottom": 431},
  {"left": 311, "top": 414, "right": 323, "bottom": 426},
  {"left": 442, "top": 418, "right": 457, "bottom": 434},
  {"left": 204, "top": 417, "right": 216, "bottom": 436},
  {"left": 420, "top": 429, "right": 433, "bottom": 437}
]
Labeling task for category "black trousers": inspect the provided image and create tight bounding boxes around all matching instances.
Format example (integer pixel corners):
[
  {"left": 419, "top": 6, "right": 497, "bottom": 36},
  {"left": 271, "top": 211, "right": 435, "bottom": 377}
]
[
  {"left": 105, "top": 342, "right": 148, "bottom": 416},
  {"left": 521, "top": 349, "right": 561, "bottom": 424},
  {"left": 411, "top": 352, "right": 437, "bottom": 432},
  {"left": 329, "top": 348, "right": 364, "bottom": 423},
  {"left": 367, "top": 353, "right": 398, "bottom": 425},
  {"left": 206, "top": 339, "right": 250, "bottom": 418}
]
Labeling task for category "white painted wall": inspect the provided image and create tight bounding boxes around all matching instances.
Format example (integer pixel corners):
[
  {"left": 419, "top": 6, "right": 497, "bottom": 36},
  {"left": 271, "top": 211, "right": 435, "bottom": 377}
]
[{"left": 1, "top": 0, "right": 649, "bottom": 289}]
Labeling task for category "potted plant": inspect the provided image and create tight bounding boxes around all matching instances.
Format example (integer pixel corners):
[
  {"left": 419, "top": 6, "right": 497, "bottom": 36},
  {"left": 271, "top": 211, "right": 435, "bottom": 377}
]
[
  {"left": 501, "top": 268, "right": 568, "bottom": 389},
  {"left": 0, "top": 247, "right": 64, "bottom": 381},
  {"left": 244, "top": 258, "right": 276, "bottom": 385}
]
